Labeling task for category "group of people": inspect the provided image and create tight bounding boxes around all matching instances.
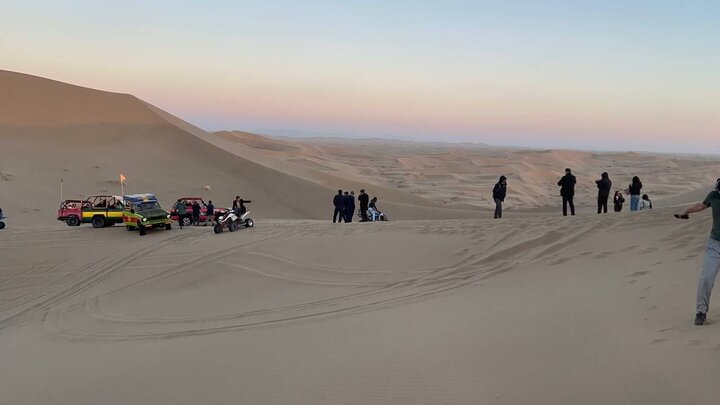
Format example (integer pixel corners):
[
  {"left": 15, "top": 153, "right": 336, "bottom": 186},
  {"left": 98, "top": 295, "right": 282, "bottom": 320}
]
[
  {"left": 172, "top": 196, "right": 251, "bottom": 229},
  {"left": 493, "top": 169, "right": 653, "bottom": 218},
  {"left": 332, "top": 189, "right": 384, "bottom": 223}
]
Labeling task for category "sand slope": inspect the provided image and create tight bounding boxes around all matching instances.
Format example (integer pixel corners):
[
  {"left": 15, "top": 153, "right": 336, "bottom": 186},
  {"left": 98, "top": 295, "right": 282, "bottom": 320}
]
[
  {"left": 0, "top": 70, "right": 482, "bottom": 223},
  {"left": 1, "top": 208, "right": 719, "bottom": 404}
]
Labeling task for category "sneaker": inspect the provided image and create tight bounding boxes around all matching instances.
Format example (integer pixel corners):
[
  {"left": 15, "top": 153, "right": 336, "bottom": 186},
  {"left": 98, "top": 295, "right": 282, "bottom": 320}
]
[{"left": 695, "top": 312, "right": 706, "bottom": 326}]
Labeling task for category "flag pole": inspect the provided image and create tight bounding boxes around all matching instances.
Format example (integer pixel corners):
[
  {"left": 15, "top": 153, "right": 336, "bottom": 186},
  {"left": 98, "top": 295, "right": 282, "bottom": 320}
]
[
  {"left": 60, "top": 177, "right": 63, "bottom": 203},
  {"left": 120, "top": 175, "right": 124, "bottom": 196}
]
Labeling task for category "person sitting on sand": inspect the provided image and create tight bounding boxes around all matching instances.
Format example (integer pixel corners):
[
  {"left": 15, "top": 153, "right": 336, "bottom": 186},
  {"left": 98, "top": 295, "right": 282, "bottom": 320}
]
[
  {"left": 369, "top": 197, "right": 386, "bottom": 221},
  {"left": 675, "top": 179, "right": 720, "bottom": 325},
  {"left": 640, "top": 194, "right": 652, "bottom": 210},
  {"left": 613, "top": 191, "right": 625, "bottom": 212}
]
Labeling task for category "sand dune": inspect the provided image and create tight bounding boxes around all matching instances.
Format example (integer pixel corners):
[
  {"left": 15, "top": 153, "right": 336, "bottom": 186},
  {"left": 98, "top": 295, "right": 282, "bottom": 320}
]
[{"left": 2, "top": 209, "right": 720, "bottom": 404}]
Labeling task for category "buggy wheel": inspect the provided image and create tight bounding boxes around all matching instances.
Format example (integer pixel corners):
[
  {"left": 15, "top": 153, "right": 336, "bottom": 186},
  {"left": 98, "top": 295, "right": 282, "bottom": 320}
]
[
  {"left": 138, "top": 225, "right": 146, "bottom": 236},
  {"left": 91, "top": 216, "right": 106, "bottom": 228},
  {"left": 214, "top": 224, "right": 223, "bottom": 234},
  {"left": 67, "top": 216, "right": 80, "bottom": 227},
  {"left": 245, "top": 218, "right": 254, "bottom": 228},
  {"left": 126, "top": 225, "right": 134, "bottom": 231},
  {"left": 182, "top": 216, "right": 191, "bottom": 227}
]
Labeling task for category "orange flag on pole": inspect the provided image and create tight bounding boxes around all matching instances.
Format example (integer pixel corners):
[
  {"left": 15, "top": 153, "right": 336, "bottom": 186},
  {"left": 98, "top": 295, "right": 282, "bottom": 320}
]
[{"left": 120, "top": 173, "right": 126, "bottom": 183}]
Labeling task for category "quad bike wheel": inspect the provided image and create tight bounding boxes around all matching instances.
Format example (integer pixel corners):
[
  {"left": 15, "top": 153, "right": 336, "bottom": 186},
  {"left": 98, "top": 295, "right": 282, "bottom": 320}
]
[
  {"left": 245, "top": 218, "right": 254, "bottom": 228},
  {"left": 0, "top": 221, "right": 5, "bottom": 230},
  {"left": 229, "top": 222, "right": 238, "bottom": 232},
  {"left": 67, "top": 216, "right": 80, "bottom": 227},
  {"left": 214, "top": 223, "right": 223, "bottom": 234},
  {"left": 92, "top": 216, "right": 106, "bottom": 228}
]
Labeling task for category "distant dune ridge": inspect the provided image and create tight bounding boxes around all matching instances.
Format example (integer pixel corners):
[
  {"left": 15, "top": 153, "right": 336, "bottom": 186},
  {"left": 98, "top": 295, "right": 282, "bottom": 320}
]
[{"left": 0, "top": 69, "right": 718, "bottom": 226}]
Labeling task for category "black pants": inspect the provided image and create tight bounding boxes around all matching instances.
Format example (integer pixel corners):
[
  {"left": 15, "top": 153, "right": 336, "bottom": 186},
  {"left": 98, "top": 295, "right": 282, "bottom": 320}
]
[
  {"left": 333, "top": 207, "right": 344, "bottom": 223},
  {"left": 192, "top": 213, "right": 200, "bottom": 224},
  {"left": 562, "top": 195, "right": 575, "bottom": 216},
  {"left": 494, "top": 199, "right": 503, "bottom": 218},
  {"left": 360, "top": 204, "right": 369, "bottom": 221},
  {"left": 614, "top": 204, "right": 622, "bottom": 212},
  {"left": 178, "top": 214, "right": 186, "bottom": 228},
  {"left": 345, "top": 207, "right": 354, "bottom": 222},
  {"left": 597, "top": 195, "right": 609, "bottom": 214}
]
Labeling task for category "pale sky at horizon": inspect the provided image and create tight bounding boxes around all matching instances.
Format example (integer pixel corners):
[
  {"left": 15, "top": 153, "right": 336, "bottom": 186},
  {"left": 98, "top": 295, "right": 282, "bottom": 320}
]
[{"left": 1, "top": 1, "right": 718, "bottom": 153}]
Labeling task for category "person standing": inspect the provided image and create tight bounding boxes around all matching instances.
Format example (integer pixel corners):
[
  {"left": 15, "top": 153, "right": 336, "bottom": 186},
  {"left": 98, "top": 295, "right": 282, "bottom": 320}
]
[
  {"left": 174, "top": 199, "right": 187, "bottom": 229},
  {"left": 203, "top": 200, "right": 215, "bottom": 226},
  {"left": 333, "top": 189, "right": 345, "bottom": 223},
  {"left": 595, "top": 172, "right": 612, "bottom": 214},
  {"left": 344, "top": 191, "right": 356, "bottom": 223},
  {"left": 675, "top": 179, "right": 720, "bottom": 325},
  {"left": 557, "top": 168, "right": 576, "bottom": 216},
  {"left": 613, "top": 191, "right": 625, "bottom": 212},
  {"left": 492, "top": 176, "right": 507, "bottom": 219},
  {"left": 192, "top": 200, "right": 201, "bottom": 225},
  {"left": 358, "top": 189, "right": 370, "bottom": 222},
  {"left": 628, "top": 176, "right": 643, "bottom": 211}
]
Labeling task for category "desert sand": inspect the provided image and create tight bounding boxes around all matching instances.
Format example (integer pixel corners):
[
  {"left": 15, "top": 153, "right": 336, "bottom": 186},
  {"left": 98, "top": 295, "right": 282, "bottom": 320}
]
[{"left": 2, "top": 70, "right": 720, "bottom": 404}]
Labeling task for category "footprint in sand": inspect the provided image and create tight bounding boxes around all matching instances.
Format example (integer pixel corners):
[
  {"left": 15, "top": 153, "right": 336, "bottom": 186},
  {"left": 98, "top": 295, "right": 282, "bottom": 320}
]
[
  {"left": 452, "top": 248, "right": 469, "bottom": 256},
  {"left": 639, "top": 247, "right": 658, "bottom": 254},
  {"left": 651, "top": 338, "right": 668, "bottom": 344},
  {"left": 688, "top": 340, "right": 702, "bottom": 346},
  {"left": 628, "top": 270, "right": 650, "bottom": 278}
]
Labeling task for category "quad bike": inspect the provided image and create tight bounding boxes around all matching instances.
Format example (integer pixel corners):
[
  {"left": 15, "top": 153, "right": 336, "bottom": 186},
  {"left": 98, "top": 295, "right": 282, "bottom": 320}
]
[
  {"left": 214, "top": 210, "right": 254, "bottom": 234},
  {"left": 0, "top": 210, "right": 6, "bottom": 230}
]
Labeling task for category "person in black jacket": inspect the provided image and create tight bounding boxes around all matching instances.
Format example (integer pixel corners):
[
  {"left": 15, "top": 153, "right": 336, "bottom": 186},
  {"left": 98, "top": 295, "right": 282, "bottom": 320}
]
[
  {"left": 595, "top": 172, "right": 612, "bottom": 214},
  {"left": 628, "top": 176, "right": 643, "bottom": 211},
  {"left": 492, "top": 175, "right": 507, "bottom": 219},
  {"left": 557, "top": 168, "right": 576, "bottom": 216},
  {"left": 358, "top": 189, "right": 370, "bottom": 222},
  {"left": 613, "top": 191, "right": 625, "bottom": 212},
  {"left": 333, "top": 189, "right": 345, "bottom": 223},
  {"left": 344, "top": 191, "right": 356, "bottom": 222}
]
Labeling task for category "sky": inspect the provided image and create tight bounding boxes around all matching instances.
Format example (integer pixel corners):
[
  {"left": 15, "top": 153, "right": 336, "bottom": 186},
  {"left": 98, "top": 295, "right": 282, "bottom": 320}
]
[{"left": 1, "top": 0, "right": 718, "bottom": 153}]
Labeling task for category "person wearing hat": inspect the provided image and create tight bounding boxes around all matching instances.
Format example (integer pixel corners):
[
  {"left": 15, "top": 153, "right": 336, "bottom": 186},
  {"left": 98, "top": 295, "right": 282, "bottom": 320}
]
[
  {"left": 676, "top": 178, "right": 720, "bottom": 325},
  {"left": 492, "top": 176, "right": 507, "bottom": 219}
]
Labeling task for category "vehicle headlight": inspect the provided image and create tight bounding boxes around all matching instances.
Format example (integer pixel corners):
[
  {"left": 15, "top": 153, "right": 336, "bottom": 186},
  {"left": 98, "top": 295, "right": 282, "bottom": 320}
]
[
  {"left": 142, "top": 218, "right": 147, "bottom": 222},
  {"left": 218, "top": 216, "right": 224, "bottom": 220},
  {"left": 166, "top": 214, "right": 171, "bottom": 218}
]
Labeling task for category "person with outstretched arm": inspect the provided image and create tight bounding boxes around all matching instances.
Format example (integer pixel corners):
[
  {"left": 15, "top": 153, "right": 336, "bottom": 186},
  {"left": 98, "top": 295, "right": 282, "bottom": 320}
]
[
  {"left": 333, "top": 189, "right": 345, "bottom": 223},
  {"left": 675, "top": 179, "right": 720, "bottom": 325},
  {"left": 492, "top": 176, "right": 507, "bottom": 219},
  {"left": 557, "top": 168, "right": 576, "bottom": 216}
]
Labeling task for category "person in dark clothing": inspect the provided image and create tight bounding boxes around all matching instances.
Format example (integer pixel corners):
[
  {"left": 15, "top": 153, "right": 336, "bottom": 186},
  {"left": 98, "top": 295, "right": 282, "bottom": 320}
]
[
  {"left": 557, "top": 168, "right": 576, "bottom": 216},
  {"left": 613, "top": 191, "right": 625, "bottom": 212},
  {"left": 628, "top": 176, "right": 643, "bottom": 211},
  {"left": 203, "top": 200, "right": 215, "bottom": 226},
  {"left": 174, "top": 199, "right": 187, "bottom": 229},
  {"left": 344, "top": 191, "right": 356, "bottom": 222},
  {"left": 492, "top": 175, "right": 507, "bottom": 219},
  {"left": 333, "top": 189, "right": 345, "bottom": 223},
  {"left": 595, "top": 172, "right": 612, "bottom": 214},
  {"left": 358, "top": 189, "right": 370, "bottom": 222},
  {"left": 192, "top": 201, "right": 201, "bottom": 225},
  {"left": 233, "top": 196, "right": 251, "bottom": 216}
]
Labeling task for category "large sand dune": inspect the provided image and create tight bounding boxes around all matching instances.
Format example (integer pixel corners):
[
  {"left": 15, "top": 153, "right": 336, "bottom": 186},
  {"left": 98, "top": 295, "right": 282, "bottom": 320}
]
[{"left": 2, "top": 70, "right": 720, "bottom": 404}]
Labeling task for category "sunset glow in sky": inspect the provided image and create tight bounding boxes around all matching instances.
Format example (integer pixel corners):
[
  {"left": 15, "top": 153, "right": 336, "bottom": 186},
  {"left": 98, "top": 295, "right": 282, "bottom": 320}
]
[{"left": 2, "top": 1, "right": 719, "bottom": 152}]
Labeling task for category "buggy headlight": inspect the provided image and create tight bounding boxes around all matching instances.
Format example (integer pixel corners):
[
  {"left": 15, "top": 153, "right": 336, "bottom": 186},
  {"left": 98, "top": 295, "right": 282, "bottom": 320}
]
[
  {"left": 142, "top": 218, "right": 147, "bottom": 222},
  {"left": 167, "top": 214, "right": 171, "bottom": 218}
]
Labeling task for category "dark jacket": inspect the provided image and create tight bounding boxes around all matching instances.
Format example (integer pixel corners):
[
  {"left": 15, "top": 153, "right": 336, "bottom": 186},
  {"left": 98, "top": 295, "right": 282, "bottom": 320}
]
[
  {"left": 344, "top": 194, "right": 355, "bottom": 210},
  {"left": 175, "top": 202, "right": 187, "bottom": 215},
  {"left": 333, "top": 194, "right": 344, "bottom": 208},
  {"left": 557, "top": 174, "right": 576, "bottom": 197},
  {"left": 629, "top": 179, "right": 642, "bottom": 195},
  {"left": 192, "top": 202, "right": 201, "bottom": 215},
  {"left": 206, "top": 203, "right": 214, "bottom": 216},
  {"left": 358, "top": 193, "right": 369, "bottom": 208},
  {"left": 493, "top": 180, "right": 507, "bottom": 201},
  {"left": 596, "top": 173, "right": 612, "bottom": 197}
]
